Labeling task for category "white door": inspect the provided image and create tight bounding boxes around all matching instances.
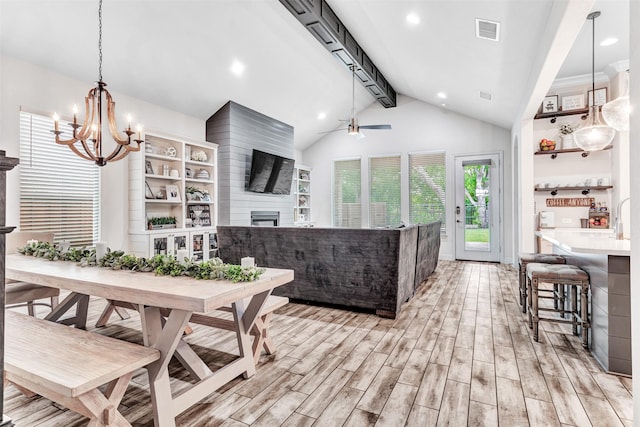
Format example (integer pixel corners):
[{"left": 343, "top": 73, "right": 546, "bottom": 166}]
[{"left": 454, "top": 154, "right": 501, "bottom": 262}]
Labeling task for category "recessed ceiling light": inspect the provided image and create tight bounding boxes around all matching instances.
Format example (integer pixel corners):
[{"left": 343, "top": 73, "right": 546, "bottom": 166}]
[
  {"left": 437, "top": 92, "right": 447, "bottom": 99},
  {"left": 230, "top": 60, "right": 245, "bottom": 76},
  {"left": 600, "top": 37, "right": 619, "bottom": 46},
  {"left": 317, "top": 112, "right": 327, "bottom": 120},
  {"left": 406, "top": 13, "right": 420, "bottom": 25}
]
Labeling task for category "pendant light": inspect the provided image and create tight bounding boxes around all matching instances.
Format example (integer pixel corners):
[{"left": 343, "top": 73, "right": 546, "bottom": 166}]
[
  {"left": 602, "top": 69, "right": 630, "bottom": 131},
  {"left": 572, "top": 11, "right": 616, "bottom": 152},
  {"left": 51, "top": 0, "right": 143, "bottom": 166}
]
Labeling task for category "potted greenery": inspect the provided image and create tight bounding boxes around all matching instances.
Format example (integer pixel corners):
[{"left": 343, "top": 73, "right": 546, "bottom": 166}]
[
  {"left": 147, "top": 216, "right": 177, "bottom": 230},
  {"left": 185, "top": 186, "right": 210, "bottom": 202}
]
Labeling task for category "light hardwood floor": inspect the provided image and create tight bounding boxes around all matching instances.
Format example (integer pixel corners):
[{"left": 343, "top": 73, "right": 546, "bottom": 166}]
[{"left": 4, "top": 261, "right": 633, "bottom": 426}]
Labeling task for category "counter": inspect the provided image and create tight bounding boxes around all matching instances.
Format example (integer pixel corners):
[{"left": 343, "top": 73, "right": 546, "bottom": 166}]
[
  {"left": 536, "top": 229, "right": 631, "bottom": 375},
  {"left": 536, "top": 228, "right": 630, "bottom": 256}
]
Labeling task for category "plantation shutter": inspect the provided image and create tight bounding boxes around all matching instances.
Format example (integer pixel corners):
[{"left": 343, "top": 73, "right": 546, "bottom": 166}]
[
  {"left": 333, "top": 158, "right": 361, "bottom": 227},
  {"left": 19, "top": 111, "right": 100, "bottom": 247},
  {"left": 409, "top": 151, "right": 446, "bottom": 231},
  {"left": 369, "top": 155, "right": 401, "bottom": 228}
]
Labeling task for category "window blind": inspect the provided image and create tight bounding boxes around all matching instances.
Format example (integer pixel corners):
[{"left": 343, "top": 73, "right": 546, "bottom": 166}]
[
  {"left": 333, "top": 159, "right": 361, "bottom": 228},
  {"left": 369, "top": 155, "right": 401, "bottom": 228},
  {"left": 409, "top": 152, "right": 446, "bottom": 230},
  {"left": 19, "top": 111, "right": 100, "bottom": 247}
]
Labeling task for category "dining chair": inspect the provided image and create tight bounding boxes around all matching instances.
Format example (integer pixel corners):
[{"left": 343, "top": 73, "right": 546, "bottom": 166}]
[{"left": 5, "top": 231, "right": 60, "bottom": 316}]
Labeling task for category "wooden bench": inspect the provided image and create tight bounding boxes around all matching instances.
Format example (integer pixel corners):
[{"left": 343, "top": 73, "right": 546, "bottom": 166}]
[
  {"left": 5, "top": 310, "right": 160, "bottom": 426},
  {"left": 190, "top": 295, "right": 289, "bottom": 364},
  {"left": 96, "top": 295, "right": 289, "bottom": 364}
]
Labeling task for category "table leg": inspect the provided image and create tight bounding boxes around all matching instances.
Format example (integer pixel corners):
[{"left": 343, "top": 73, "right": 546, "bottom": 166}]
[
  {"left": 144, "top": 307, "right": 191, "bottom": 427},
  {"left": 232, "top": 290, "right": 271, "bottom": 379},
  {"left": 44, "top": 292, "right": 89, "bottom": 328}
]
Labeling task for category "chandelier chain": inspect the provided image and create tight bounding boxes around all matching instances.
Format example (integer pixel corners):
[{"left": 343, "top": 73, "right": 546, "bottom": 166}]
[{"left": 98, "top": 0, "right": 103, "bottom": 81}]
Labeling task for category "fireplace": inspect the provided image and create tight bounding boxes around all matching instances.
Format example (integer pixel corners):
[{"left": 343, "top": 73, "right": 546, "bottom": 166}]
[{"left": 251, "top": 211, "right": 280, "bottom": 227}]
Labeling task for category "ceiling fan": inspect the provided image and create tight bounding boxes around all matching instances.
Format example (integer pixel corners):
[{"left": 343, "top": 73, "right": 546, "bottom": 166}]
[{"left": 323, "top": 65, "right": 392, "bottom": 138}]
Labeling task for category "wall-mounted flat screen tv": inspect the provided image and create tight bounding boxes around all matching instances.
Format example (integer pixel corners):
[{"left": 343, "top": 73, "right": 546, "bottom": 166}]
[{"left": 247, "top": 149, "right": 295, "bottom": 195}]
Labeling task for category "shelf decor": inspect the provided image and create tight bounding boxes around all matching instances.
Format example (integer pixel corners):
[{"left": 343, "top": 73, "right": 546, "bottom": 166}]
[
  {"left": 561, "top": 94, "right": 585, "bottom": 111},
  {"left": 546, "top": 197, "right": 595, "bottom": 207},
  {"left": 188, "top": 204, "right": 211, "bottom": 227},
  {"left": 541, "top": 95, "right": 558, "bottom": 113}
]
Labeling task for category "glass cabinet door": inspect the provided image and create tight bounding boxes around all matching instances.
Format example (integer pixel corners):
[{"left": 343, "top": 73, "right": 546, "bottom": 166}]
[
  {"left": 150, "top": 235, "right": 169, "bottom": 256},
  {"left": 205, "top": 232, "right": 219, "bottom": 260},
  {"left": 149, "top": 233, "right": 189, "bottom": 257},
  {"left": 173, "top": 234, "right": 188, "bottom": 254},
  {"left": 190, "top": 232, "right": 205, "bottom": 261}
]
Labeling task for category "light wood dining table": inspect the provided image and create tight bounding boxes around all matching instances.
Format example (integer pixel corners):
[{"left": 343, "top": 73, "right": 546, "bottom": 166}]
[{"left": 5, "top": 254, "right": 294, "bottom": 427}]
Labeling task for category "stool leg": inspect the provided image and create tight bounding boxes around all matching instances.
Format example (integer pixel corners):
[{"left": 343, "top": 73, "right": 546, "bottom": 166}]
[
  {"left": 560, "top": 285, "right": 566, "bottom": 319},
  {"left": 519, "top": 264, "right": 526, "bottom": 313},
  {"left": 571, "top": 284, "right": 578, "bottom": 336},
  {"left": 532, "top": 278, "right": 540, "bottom": 342},
  {"left": 553, "top": 284, "right": 559, "bottom": 310},
  {"left": 527, "top": 275, "right": 533, "bottom": 328},
  {"left": 581, "top": 283, "right": 589, "bottom": 348}
]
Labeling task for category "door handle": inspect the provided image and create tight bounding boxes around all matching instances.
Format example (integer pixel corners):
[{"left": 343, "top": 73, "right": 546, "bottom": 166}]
[{"left": 456, "top": 206, "right": 461, "bottom": 215}]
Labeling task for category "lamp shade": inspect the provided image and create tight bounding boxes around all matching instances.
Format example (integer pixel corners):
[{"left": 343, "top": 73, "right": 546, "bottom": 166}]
[
  {"left": 573, "top": 105, "right": 616, "bottom": 151},
  {"left": 602, "top": 95, "right": 630, "bottom": 131}
]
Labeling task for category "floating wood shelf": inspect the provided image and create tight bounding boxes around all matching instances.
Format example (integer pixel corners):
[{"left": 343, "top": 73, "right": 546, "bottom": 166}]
[
  {"left": 534, "top": 145, "right": 612, "bottom": 159},
  {"left": 534, "top": 108, "right": 589, "bottom": 122},
  {"left": 535, "top": 185, "right": 613, "bottom": 196}
]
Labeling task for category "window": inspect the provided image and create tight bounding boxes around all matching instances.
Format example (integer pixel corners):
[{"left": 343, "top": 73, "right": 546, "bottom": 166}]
[
  {"left": 409, "top": 152, "right": 446, "bottom": 230},
  {"left": 369, "top": 155, "right": 401, "bottom": 228},
  {"left": 333, "top": 159, "right": 361, "bottom": 227},
  {"left": 19, "top": 111, "right": 100, "bottom": 246}
]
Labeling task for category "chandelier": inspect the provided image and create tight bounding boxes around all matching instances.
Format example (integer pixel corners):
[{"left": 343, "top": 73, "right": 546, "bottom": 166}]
[
  {"left": 51, "top": 0, "right": 143, "bottom": 166},
  {"left": 572, "top": 11, "right": 616, "bottom": 152}
]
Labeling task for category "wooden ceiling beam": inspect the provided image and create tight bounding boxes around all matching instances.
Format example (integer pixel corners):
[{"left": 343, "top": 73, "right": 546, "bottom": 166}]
[{"left": 279, "top": 0, "right": 397, "bottom": 108}]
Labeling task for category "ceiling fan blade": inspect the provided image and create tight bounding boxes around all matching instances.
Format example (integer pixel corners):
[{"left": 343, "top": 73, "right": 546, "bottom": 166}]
[
  {"left": 359, "top": 124, "right": 392, "bottom": 130},
  {"left": 356, "top": 131, "right": 366, "bottom": 140},
  {"left": 318, "top": 128, "right": 347, "bottom": 134}
]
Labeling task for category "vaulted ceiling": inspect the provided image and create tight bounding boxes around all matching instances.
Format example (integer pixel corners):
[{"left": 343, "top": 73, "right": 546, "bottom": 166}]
[{"left": 0, "top": 0, "right": 629, "bottom": 150}]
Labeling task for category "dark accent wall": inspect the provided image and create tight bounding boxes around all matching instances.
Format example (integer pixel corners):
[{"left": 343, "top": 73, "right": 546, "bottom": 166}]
[
  {"left": 217, "top": 222, "right": 441, "bottom": 318},
  {"left": 279, "top": 0, "right": 396, "bottom": 108},
  {"left": 206, "top": 101, "right": 295, "bottom": 226}
]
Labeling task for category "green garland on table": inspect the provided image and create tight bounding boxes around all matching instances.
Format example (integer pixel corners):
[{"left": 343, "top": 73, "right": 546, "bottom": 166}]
[{"left": 17, "top": 241, "right": 265, "bottom": 283}]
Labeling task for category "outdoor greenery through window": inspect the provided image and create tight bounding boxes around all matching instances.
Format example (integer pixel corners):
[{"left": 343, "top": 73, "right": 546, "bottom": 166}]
[
  {"left": 333, "top": 158, "right": 361, "bottom": 227},
  {"left": 409, "top": 152, "right": 446, "bottom": 230},
  {"left": 369, "top": 155, "right": 401, "bottom": 227},
  {"left": 19, "top": 111, "right": 100, "bottom": 247},
  {"left": 464, "top": 162, "right": 490, "bottom": 245}
]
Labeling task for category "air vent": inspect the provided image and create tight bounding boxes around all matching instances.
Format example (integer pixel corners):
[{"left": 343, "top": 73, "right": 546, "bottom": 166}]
[
  {"left": 476, "top": 18, "right": 500, "bottom": 41},
  {"left": 480, "top": 91, "right": 493, "bottom": 101}
]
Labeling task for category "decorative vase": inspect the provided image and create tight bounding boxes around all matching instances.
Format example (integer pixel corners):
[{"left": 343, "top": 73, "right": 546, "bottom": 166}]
[{"left": 561, "top": 133, "right": 575, "bottom": 149}]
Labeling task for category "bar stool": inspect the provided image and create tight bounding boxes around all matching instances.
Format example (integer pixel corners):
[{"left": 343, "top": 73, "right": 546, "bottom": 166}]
[
  {"left": 526, "top": 263, "right": 590, "bottom": 348},
  {"left": 518, "top": 253, "right": 565, "bottom": 313}
]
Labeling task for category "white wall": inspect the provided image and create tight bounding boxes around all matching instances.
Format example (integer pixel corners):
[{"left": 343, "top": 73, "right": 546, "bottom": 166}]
[
  {"left": 1, "top": 55, "right": 204, "bottom": 251},
  {"left": 301, "top": 95, "right": 512, "bottom": 262}
]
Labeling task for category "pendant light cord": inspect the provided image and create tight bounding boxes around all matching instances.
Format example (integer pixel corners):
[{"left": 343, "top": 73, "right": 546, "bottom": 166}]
[
  {"left": 591, "top": 12, "right": 595, "bottom": 106},
  {"left": 351, "top": 64, "right": 356, "bottom": 118},
  {"left": 98, "top": 0, "right": 103, "bottom": 81}
]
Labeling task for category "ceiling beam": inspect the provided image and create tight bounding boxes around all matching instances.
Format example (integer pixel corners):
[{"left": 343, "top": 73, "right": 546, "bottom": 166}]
[{"left": 279, "top": 0, "right": 397, "bottom": 108}]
